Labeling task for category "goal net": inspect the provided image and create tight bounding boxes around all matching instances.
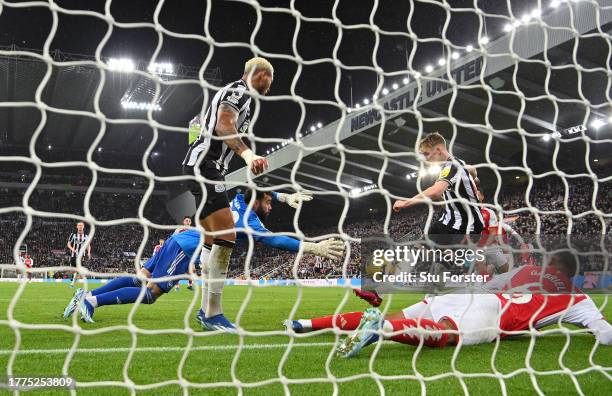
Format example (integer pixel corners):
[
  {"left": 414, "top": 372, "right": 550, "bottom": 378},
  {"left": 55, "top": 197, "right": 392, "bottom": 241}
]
[{"left": 0, "top": 0, "right": 611, "bottom": 394}]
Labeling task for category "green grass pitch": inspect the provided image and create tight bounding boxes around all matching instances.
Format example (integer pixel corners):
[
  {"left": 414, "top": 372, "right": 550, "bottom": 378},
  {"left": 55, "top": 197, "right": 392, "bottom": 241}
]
[{"left": 0, "top": 283, "right": 610, "bottom": 395}]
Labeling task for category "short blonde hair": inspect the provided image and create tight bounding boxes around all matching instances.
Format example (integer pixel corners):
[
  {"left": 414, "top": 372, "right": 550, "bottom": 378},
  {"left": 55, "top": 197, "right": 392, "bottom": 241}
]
[
  {"left": 244, "top": 57, "right": 274, "bottom": 76},
  {"left": 419, "top": 132, "right": 446, "bottom": 150}
]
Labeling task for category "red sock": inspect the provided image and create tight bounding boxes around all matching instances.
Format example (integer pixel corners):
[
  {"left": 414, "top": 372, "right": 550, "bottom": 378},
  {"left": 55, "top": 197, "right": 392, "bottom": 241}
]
[
  {"left": 388, "top": 318, "right": 450, "bottom": 348},
  {"left": 311, "top": 312, "right": 363, "bottom": 330},
  {"left": 188, "top": 279, "right": 193, "bottom": 286}
]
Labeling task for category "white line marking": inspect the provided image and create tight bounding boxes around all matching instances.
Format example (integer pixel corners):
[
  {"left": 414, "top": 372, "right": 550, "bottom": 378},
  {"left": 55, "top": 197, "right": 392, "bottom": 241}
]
[
  {"left": 0, "top": 342, "right": 338, "bottom": 355},
  {"left": 0, "top": 298, "right": 203, "bottom": 303}
]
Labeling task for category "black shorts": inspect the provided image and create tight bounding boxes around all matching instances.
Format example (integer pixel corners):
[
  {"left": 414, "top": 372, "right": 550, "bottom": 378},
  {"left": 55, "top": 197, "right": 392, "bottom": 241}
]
[
  {"left": 426, "top": 221, "right": 478, "bottom": 248},
  {"left": 183, "top": 161, "right": 229, "bottom": 219}
]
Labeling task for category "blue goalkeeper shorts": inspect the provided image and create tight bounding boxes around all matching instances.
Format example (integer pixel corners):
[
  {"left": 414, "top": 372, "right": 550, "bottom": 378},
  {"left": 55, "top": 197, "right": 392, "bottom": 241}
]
[{"left": 143, "top": 238, "right": 190, "bottom": 292}]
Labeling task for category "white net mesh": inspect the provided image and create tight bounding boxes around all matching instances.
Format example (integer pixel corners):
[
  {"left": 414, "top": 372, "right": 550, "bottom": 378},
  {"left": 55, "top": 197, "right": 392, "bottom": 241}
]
[{"left": 0, "top": 0, "right": 611, "bottom": 394}]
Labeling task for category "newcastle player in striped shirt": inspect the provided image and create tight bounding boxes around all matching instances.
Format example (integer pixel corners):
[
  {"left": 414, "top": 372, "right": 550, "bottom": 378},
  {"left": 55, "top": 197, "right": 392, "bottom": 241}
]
[
  {"left": 181, "top": 57, "right": 271, "bottom": 330},
  {"left": 67, "top": 221, "right": 91, "bottom": 288},
  {"left": 393, "top": 132, "right": 484, "bottom": 244}
]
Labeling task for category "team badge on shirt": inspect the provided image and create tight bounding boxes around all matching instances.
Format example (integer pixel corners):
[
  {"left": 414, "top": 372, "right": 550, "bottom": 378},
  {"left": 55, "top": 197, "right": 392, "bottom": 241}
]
[{"left": 439, "top": 165, "right": 451, "bottom": 179}]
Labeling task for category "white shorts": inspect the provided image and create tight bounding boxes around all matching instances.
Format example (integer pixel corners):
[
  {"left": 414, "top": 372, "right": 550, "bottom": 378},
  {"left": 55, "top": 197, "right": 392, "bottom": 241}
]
[{"left": 403, "top": 293, "right": 502, "bottom": 345}]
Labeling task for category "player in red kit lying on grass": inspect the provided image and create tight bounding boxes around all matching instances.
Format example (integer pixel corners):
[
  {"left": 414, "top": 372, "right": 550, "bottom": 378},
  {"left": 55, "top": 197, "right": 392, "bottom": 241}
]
[{"left": 284, "top": 252, "right": 612, "bottom": 357}]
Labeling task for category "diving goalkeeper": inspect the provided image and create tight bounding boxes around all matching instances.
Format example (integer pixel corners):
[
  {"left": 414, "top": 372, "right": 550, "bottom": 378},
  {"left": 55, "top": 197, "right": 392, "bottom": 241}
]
[{"left": 197, "top": 188, "right": 345, "bottom": 330}]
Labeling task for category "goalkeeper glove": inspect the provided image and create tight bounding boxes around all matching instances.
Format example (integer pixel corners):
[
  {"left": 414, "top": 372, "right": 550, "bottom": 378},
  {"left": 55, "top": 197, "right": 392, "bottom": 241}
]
[
  {"left": 240, "top": 149, "right": 268, "bottom": 175},
  {"left": 277, "top": 191, "right": 313, "bottom": 209},
  {"left": 302, "top": 238, "right": 345, "bottom": 260}
]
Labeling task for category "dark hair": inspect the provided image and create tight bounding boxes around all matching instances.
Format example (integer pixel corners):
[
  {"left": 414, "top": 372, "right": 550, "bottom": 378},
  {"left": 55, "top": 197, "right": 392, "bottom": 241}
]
[
  {"left": 244, "top": 188, "right": 273, "bottom": 203},
  {"left": 477, "top": 185, "right": 485, "bottom": 200},
  {"left": 183, "top": 216, "right": 191, "bottom": 221},
  {"left": 552, "top": 251, "right": 578, "bottom": 278}
]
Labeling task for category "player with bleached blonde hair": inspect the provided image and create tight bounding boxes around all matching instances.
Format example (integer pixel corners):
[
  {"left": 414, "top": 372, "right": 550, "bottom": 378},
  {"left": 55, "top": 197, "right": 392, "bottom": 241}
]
[{"left": 181, "top": 57, "right": 273, "bottom": 330}]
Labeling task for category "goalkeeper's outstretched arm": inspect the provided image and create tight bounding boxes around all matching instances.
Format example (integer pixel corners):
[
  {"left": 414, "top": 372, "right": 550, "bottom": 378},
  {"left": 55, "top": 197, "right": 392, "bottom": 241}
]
[
  {"left": 249, "top": 218, "right": 344, "bottom": 260},
  {"left": 250, "top": 190, "right": 343, "bottom": 259},
  {"left": 272, "top": 191, "right": 313, "bottom": 209}
]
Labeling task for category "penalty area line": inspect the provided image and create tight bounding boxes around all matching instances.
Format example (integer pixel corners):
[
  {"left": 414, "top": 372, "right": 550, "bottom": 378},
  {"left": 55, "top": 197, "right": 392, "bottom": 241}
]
[{"left": 0, "top": 342, "right": 339, "bottom": 355}]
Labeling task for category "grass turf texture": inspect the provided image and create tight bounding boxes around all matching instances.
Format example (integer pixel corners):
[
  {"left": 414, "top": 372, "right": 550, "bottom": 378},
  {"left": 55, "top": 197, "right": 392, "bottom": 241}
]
[{"left": 0, "top": 283, "right": 610, "bottom": 395}]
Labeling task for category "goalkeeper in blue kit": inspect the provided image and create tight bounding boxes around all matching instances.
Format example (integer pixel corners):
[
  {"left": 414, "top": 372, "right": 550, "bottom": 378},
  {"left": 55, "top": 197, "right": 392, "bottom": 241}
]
[
  {"left": 63, "top": 229, "right": 201, "bottom": 323},
  {"left": 196, "top": 189, "right": 345, "bottom": 330}
]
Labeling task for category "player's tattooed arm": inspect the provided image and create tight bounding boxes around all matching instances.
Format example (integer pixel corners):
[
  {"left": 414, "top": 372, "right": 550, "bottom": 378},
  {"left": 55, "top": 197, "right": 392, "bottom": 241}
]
[
  {"left": 215, "top": 103, "right": 268, "bottom": 175},
  {"left": 215, "top": 103, "right": 249, "bottom": 155}
]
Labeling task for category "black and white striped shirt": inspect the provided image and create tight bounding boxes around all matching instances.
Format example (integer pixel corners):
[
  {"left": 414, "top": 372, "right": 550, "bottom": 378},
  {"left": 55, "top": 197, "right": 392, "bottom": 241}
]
[
  {"left": 67, "top": 232, "right": 89, "bottom": 257},
  {"left": 436, "top": 157, "right": 484, "bottom": 233},
  {"left": 182, "top": 79, "right": 252, "bottom": 174}
]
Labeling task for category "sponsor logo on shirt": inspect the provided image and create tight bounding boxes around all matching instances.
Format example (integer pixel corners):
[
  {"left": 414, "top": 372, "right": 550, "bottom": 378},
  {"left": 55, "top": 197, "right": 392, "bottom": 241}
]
[{"left": 439, "top": 166, "right": 451, "bottom": 179}]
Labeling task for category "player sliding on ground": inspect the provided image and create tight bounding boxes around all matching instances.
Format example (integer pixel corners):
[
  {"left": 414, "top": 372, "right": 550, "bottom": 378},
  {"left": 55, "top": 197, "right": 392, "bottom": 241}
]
[
  {"left": 62, "top": 229, "right": 200, "bottom": 323},
  {"left": 285, "top": 252, "right": 612, "bottom": 356},
  {"left": 196, "top": 188, "right": 345, "bottom": 329}
]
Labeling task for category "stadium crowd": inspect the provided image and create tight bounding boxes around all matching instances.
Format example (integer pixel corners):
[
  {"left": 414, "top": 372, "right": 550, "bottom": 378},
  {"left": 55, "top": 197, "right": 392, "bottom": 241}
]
[{"left": 0, "top": 177, "right": 610, "bottom": 279}]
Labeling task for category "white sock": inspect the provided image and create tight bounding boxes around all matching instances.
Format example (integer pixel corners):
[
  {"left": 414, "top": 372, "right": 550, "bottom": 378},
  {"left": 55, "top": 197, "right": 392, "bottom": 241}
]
[
  {"left": 86, "top": 295, "right": 98, "bottom": 308},
  {"left": 297, "top": 319, "right": 312, "bottom": 329},
  {"left": 71, "top": 273, "right": 77, "bottom": 285},
  {"left": 382, "top": 320, "right": 394, "bottom": 338},
  {"left": 200, "top": 244, "right": 212, "bottom": 312},
  {"left": 589, "top": 319, "right": 612, "bottom": 345},
  {"left": 206, "top": 241, "right": 234, "bottom": 318}
]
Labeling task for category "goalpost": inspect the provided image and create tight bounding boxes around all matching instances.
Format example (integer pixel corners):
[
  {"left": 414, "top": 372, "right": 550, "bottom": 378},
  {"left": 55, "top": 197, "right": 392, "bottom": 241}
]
[{"left": 0, "top": 0, "right": 610, "bottom": 394}]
